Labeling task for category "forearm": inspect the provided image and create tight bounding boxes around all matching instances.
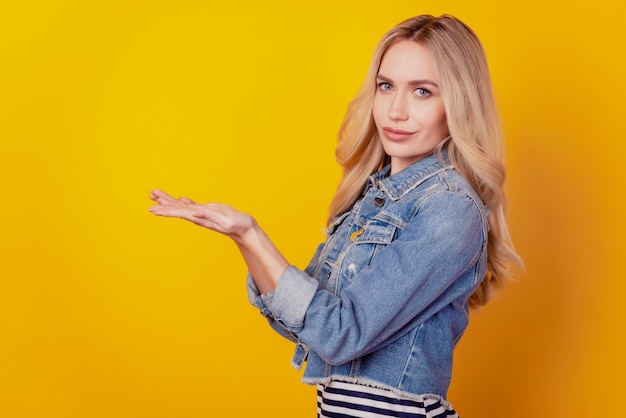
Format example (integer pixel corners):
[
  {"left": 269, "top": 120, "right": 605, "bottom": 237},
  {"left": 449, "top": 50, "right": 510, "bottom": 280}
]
[{"left": 235, "top": 221, "right": 289, "bottom": 295}]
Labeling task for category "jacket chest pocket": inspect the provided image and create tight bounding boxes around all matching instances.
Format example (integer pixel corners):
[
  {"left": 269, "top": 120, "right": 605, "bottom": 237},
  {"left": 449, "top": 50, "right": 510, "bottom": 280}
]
[{"left": 341, "top": 218, "right": 401, "bottom": 282}]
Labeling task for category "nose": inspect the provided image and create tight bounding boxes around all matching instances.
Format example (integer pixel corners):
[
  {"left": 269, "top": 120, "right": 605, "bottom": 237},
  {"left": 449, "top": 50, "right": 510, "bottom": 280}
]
[{"left": 387, "top": 93, "right": 409, "bottom": 121}]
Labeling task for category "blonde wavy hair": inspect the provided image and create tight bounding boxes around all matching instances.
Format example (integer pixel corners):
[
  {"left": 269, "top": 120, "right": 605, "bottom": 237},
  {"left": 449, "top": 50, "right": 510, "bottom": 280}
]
[{"left": 328, "top": 14, "right": 522, "bottom": 307}]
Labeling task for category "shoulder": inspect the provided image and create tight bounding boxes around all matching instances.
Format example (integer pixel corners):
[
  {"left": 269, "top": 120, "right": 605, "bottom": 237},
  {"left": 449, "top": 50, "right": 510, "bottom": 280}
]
[
  {"left": 411, "top": 169, "right": 489, "bottom": 238},
  {"left": 399, "top": 166, "right": 485, "bottom": 214},
  {"left": 428, "top": 168, "right": 484, "bottom": 208}
]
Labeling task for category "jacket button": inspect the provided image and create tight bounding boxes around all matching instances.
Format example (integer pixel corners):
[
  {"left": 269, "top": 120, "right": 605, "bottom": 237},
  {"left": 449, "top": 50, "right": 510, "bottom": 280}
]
[{"left": 374, "top": 197, "right": 385, "bottom": 207}]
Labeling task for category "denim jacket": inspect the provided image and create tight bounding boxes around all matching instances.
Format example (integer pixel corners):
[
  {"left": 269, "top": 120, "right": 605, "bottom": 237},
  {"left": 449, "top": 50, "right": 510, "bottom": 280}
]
[{"left": 247, "top": 151, "right": 489, "bottom": 401}]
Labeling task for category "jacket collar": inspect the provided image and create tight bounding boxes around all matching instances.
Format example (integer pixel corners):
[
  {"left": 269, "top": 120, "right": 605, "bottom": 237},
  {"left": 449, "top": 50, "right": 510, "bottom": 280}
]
[{"left": 367, "top": 150, "right": 454, "bottom": 201}]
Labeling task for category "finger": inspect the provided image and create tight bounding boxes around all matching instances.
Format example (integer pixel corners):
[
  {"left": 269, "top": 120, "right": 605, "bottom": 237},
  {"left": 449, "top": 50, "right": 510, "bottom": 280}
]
[
  {"left": 191, "top": 205, "right": 237, "bottom": 231},
  {"left": 178, "top": 197, "right": 195, "bottom": 204},
  {"left": 149, "top": 204, "right": 196, "bottom": 220},
  {"left": 189, "top": 210, "right": 229, "bottom": 233},
  {"left": 149, "top": 190, "right": 161, "bottom": 201},
  {"left": 190, "top": 206, "right": 221, "bottom": 223},
  {"left": 191, "top": 204, "right": 224, "bottom": 219},
  {"left": 150, "top": 189, "right": 178, "bottom": 205},
  {"left": 150, "top": 189, "right": 169, "bottom": 201}
]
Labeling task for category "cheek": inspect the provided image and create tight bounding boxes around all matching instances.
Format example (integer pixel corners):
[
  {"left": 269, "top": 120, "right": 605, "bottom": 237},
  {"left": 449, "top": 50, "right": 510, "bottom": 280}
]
[
  {"left": 425, "top": 107, "right": 448, "bottom": 133},
  {"left": 436, "top": 112, "right": 448, "bottom": 133}
]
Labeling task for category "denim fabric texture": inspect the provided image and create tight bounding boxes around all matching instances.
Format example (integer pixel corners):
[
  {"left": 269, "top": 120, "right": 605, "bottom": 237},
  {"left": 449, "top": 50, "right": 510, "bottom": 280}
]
[{"left": 247, "top": 150, "right": 489, "bottom": 401}]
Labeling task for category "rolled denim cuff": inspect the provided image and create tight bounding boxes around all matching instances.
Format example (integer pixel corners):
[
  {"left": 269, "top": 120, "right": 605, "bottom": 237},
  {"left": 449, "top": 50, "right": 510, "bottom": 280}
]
[
  {"left": 246, "top": 273, "right": 275, "bottom": 317},
  {"left": 246, "top": 272, "right": 262, "bottom": 305},
  {"left": 270, "top": 265, "right": 319, "bottom": 333}
]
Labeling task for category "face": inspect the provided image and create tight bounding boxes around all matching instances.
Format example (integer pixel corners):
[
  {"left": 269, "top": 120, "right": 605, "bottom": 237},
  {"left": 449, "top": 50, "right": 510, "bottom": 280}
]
[{"left": 373, "top": 40, "right": 449, "bottom": 175}]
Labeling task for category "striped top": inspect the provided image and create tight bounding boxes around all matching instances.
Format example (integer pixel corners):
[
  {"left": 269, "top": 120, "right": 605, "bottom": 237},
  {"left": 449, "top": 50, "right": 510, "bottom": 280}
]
[{"left": 317, "top": 381, "right": 459, "bottom": 418}]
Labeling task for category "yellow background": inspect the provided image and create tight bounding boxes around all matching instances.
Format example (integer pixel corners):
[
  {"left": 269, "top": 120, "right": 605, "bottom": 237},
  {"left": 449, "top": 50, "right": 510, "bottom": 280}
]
[{"left": 1, "top": 1, "right": 625, "bottom": 417}]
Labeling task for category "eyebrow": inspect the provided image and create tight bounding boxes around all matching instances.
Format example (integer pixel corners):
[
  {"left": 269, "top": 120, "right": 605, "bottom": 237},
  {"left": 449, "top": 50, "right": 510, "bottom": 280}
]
[{"left": 376, "top": 74, "right": 439, "bottom": 87}]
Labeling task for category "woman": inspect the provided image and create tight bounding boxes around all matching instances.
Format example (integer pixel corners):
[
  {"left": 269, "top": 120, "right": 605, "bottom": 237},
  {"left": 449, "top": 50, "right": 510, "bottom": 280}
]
[{"left": 150, "top": 14, "right": 522, "bottom": 417}]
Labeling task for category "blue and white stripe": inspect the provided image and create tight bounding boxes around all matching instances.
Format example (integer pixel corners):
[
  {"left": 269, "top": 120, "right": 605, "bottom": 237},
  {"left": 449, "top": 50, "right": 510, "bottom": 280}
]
[{"left": 317, "top": 381, "right": 459, "bottom": 418}]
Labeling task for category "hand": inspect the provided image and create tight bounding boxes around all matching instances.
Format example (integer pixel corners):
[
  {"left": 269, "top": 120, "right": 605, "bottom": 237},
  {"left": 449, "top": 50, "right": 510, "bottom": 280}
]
[
  {"left": 149, "top": 189, "right": 288, "bottom": 293},
  {"left": 149, "top": 189, "right": 256, "bottom": 242}
]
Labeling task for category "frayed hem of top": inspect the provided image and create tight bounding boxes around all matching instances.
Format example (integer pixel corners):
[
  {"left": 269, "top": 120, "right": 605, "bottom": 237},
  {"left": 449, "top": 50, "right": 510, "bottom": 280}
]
[{"left": 302, "top": 375, "right": 452, "bottom": 408}]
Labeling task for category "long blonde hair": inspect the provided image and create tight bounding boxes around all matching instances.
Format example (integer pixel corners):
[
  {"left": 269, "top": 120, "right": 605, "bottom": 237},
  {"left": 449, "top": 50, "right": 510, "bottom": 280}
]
[{"left": 328, "top": 15, "right": 522, "bottom": 307}]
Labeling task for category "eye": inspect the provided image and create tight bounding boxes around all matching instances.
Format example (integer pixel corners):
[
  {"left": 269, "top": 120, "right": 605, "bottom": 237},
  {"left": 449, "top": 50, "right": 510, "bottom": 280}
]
[
  {"left": 377, "top": 82, "right": 393, "bottom": 91},
  {"left": 414, "top": 87, "right": 431, "bottom": 97}
]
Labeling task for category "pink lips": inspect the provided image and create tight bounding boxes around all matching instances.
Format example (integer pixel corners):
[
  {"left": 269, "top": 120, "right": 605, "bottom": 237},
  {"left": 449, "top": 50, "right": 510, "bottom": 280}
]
[{"left": 382, "top": 127, "right": 416, "bottom": 141}]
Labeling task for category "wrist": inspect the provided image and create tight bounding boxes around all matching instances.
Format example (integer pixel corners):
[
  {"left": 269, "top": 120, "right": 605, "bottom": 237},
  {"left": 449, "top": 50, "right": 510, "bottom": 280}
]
[{"left": 232, "top": 218, "right": 260, "bottom": 247}]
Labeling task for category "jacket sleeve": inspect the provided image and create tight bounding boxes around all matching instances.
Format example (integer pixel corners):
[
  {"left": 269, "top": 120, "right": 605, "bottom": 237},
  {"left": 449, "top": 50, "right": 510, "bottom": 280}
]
[
  {"left": 255, "top": 190, "right": 487, "bottom": 365},
  {"left": 246, "top": 243, "right": 324, "bottom": 343}
]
